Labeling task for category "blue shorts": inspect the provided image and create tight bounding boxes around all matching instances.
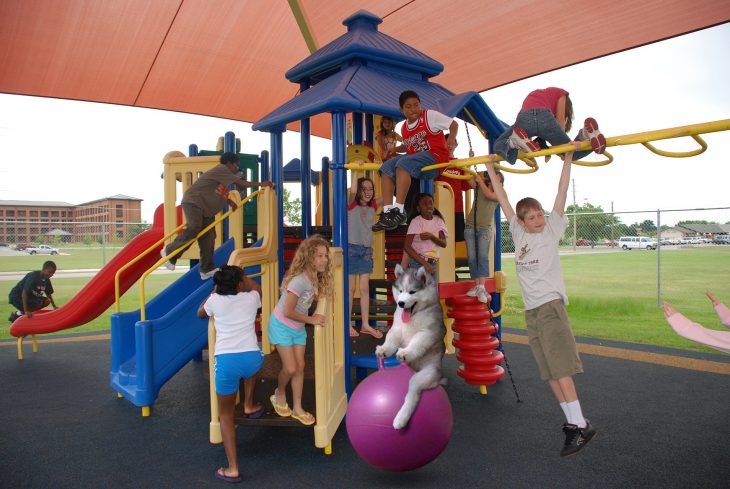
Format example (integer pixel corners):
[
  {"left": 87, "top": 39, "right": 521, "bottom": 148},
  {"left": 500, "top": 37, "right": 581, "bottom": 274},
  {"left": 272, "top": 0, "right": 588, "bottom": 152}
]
[
  {"left": 380, "top": 152, "right": 439, "bottom": 181},
  {"left": 214, "top": 350, "right": 264, "bottom": 395},
  {"left": 348, "top": 244, "right": 373, "bottom": 275},
  {"left": 268, "top": 314, "right": 307, "bottom": 347}
]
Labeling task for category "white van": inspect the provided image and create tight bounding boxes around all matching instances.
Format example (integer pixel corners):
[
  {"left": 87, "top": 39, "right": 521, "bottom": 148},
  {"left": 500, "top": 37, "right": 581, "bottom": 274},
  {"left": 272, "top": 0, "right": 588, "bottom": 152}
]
[{"left": 618, "top": 236, "right": 657, "bottom": 250}]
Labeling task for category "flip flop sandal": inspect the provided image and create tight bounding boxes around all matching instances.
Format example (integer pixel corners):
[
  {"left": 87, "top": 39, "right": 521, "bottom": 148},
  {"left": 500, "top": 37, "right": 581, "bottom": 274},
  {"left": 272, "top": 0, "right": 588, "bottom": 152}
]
[
  {"left": 359, "top": 328, "right": 383, "bottom": 339},
  {"left": 243, "top": 405, "right": 265, "bottom": 419},
  {"left": 269, "top": 393, "right": 291, "bottom": 417},
  {"left": 291, "top": 411, "right": 315, "bottom": 426},
  {"left": 215, "top": 468, "right": 242, "bottom": 483}
]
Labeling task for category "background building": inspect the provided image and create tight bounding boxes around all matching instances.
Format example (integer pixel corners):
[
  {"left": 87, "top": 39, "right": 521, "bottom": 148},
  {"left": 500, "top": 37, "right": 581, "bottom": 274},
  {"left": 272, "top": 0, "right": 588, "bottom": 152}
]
[{"left": 0, "top": 195, "right": 142, "bottom": 245}]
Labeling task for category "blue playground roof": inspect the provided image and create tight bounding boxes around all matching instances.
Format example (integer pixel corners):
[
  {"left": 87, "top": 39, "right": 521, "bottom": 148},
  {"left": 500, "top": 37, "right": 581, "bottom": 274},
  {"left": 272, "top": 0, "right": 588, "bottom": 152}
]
[{"left": 253, "top": 10, "right": 507, "bottom": 140}]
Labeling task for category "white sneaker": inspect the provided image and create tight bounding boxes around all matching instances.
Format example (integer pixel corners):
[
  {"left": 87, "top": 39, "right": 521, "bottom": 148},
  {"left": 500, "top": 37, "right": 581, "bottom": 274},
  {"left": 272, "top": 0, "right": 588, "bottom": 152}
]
[
  {"left": 200, "top": 268, "right": 219, "bottom": 280},
  {"left": 160, "top": 248, "right": 175, "bottom": 271},
  {"left": 476, "top": 285, "right": 490, "bottom": 304},
  {"left": 508, "top": 127, "right": 540, "bottom": 153},
  {"left": 465, "top": 285, "right": 480, "bottom": 297}
]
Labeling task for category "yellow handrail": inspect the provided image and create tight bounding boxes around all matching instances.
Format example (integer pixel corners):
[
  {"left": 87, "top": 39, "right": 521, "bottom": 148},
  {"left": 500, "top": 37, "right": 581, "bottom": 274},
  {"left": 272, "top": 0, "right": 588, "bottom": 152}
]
[
  {"left": 490, "top": 271, "right": 507, "bottom": 318},
  {"left": 137, "top": 189, "right": 263, "bottom": 321},
  {"left": 113, "top": 222, "right": 186, "bottom": 312},
  {"left": 641, "top": 134, "right": 707, "bottom": 158}
]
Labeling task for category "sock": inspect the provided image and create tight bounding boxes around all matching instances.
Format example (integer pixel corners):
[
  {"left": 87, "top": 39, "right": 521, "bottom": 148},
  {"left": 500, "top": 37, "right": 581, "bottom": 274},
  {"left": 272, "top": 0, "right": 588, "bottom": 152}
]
[
  {"left": 566, "top": 400, "right": 586, "bottom": 428},
  {"left": 393, "top": 202, "right": 405, "bottom": 213},
  {"left": 382, "top": 204, "right": 392, "bottom": 213},
  {"left": 559, "top": 402, "right": 570, "bottom": 422}
]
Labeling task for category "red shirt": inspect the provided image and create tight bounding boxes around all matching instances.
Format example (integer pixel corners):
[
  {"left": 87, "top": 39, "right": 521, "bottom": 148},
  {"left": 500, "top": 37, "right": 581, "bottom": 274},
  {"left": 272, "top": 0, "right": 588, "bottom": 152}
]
[
  {"left": 436, "top": 164, "right": 471, "bottom": 213},
  {"left": 521, "top": 87, "right": 569, "bottom": 119},
  {"left": 401, "top": 110, "right": 450, "bottom": 163}
]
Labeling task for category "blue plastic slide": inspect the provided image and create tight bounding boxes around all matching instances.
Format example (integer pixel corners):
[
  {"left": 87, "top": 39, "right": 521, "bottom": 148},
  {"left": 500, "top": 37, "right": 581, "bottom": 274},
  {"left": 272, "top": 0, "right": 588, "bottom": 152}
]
[{"left": 109, "top": 239, "right": 234, "bottom": 409}]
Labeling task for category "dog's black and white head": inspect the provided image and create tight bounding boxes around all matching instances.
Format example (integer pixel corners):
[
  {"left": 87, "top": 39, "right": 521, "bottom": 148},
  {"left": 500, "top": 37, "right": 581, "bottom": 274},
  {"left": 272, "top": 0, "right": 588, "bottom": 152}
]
[{"left": 392, "top": 264, "right": 437, "bottom": 323}]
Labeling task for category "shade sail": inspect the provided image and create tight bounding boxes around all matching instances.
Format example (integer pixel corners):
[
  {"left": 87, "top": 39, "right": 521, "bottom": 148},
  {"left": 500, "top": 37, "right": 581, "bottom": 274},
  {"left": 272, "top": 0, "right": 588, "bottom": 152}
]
[{"left": 1, "top": 0, "right": 728, "bottom": 137}]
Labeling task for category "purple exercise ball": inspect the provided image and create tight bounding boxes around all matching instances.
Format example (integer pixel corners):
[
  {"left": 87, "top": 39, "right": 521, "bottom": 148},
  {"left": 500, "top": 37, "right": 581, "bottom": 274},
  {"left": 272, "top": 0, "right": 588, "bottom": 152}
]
[{"left": 346, "top": 362, "right": 453, "bottom": 472}]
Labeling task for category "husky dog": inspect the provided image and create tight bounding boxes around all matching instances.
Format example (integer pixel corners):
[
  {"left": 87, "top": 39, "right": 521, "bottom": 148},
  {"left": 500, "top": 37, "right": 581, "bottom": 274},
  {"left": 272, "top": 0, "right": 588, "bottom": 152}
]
[{"left": 375, "top": 264, "right": 446, "bottom": 429}]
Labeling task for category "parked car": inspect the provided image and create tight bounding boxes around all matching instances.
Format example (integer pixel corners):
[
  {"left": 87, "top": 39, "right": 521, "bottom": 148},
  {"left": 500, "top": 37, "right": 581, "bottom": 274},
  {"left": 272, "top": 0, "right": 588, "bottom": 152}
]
[
  {"left": 0, "top": 243, "right": 8, "bottom": 247},
  {"left": 681, "top": 237, "right": 703, "bottom": 245},
  {"left": 576, "top": 239, "right": 594, "bottom": 247},
  {"left": 14, "top": 244, "right": 30, "bottom": 251},
  {"left": 618, "top": 236, "right": 658, "bottom": 250},
  {"left": 713, "top": 234, "right": 730, "bottom": 245},
  {"left": 26, "top": 244, "right": 59, "bottom": 255}
]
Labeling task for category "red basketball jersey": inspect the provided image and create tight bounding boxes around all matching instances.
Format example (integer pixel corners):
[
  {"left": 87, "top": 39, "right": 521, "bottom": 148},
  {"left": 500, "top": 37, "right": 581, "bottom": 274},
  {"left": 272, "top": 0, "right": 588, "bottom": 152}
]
[{"left": 401, "top": 110, "right": 450, "bottom": 163}]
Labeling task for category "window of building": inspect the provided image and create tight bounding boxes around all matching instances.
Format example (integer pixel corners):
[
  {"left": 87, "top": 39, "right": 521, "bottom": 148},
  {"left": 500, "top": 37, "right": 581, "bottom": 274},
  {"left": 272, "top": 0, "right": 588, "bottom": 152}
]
[{"left": 116, "top": 205, "right": 124, "bottom": 218}]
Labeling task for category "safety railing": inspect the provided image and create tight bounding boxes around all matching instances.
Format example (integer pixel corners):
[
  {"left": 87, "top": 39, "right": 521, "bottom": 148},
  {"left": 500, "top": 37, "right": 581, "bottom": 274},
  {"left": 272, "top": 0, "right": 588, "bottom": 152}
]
[{"left": 136, "top": 189, "right": 255, "bottom": 321}]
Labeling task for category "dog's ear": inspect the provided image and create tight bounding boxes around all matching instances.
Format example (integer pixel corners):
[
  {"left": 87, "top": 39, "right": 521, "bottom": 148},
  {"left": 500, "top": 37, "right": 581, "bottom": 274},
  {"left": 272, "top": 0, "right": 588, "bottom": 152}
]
[
  {"left": 416, "top": 265, "right": 430, "bottom": 285},
  {"left": 395, "top": 263, "right": 405, "bottom": 278}
]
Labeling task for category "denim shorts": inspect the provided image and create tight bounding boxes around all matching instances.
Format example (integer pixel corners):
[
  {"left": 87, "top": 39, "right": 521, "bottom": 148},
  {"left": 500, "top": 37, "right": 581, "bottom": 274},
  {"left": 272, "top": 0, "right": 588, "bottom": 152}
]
[
  {"left": 348, "top": 244, "right": 373, "bottom": 275},
  {"left": 268, "top": 314, "right": 307, "bottom": 347},
  {"left": 380, "top": 152, "right": 439, "bottom": 181},
  {"left": 214, "top": 350, "right": 264, "bottom": 395}
]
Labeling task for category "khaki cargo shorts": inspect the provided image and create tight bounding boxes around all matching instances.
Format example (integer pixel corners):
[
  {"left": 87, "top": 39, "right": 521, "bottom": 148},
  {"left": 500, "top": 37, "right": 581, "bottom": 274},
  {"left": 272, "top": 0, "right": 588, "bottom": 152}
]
[{"left": 525, "top": 299, "right": 583, "bottom": 380}]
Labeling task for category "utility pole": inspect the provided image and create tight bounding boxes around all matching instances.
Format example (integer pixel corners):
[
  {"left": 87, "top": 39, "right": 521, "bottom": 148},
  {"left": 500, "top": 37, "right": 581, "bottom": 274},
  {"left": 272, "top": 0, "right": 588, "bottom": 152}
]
[{"left": 572, "top": 178, "right": 577, "bottom": 251}]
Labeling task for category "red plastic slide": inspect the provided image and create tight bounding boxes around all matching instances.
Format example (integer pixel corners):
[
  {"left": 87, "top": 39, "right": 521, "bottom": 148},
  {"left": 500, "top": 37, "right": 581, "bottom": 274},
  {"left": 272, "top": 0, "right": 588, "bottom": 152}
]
[{"left": 10, "top": 204, "right": 173, "bottom": 338}]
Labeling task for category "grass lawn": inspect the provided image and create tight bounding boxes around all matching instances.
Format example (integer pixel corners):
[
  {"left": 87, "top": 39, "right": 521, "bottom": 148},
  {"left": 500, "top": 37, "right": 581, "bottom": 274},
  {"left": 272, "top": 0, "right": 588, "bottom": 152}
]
[
  {"left": 0, "top": 246, "right": 125, "bottom": 272},
  {"left": 2, "top": 247, "right": 729, "bottom": 355},
  {"left": 499, "top": 246, "right": 730, "bottom": 354}
]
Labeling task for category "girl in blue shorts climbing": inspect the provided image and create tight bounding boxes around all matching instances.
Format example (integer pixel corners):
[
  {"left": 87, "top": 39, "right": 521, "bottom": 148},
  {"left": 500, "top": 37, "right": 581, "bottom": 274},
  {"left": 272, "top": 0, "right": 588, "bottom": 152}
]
[{"left": 198, "top": 265, "right": 265, "bottom": 483}]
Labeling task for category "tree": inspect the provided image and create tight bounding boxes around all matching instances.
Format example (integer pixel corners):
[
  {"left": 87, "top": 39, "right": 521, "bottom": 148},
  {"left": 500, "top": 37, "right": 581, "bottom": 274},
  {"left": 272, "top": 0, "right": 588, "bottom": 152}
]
[
  {"left": 639, "top": 219, "right": 657, "bottom": 235},
  {"left": 565, "top": 202, "right": 618, "bottom": 242},
  {"left": 283, "top": 187, "right": 302, "bottom": 225}
]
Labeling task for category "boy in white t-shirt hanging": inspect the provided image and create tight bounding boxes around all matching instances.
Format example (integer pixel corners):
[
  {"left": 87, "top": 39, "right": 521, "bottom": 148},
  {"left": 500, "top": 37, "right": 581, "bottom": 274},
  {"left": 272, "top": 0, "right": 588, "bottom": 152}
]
[{"left": 485, "top": 151, "right": 597, "bottom": 457}]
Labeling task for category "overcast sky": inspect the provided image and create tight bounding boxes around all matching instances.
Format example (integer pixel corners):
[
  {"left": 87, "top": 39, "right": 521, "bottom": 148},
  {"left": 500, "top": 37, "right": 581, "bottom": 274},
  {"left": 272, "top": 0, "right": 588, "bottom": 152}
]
[{"left": 0, "top": 23, "right": 728, "bottom": 226}]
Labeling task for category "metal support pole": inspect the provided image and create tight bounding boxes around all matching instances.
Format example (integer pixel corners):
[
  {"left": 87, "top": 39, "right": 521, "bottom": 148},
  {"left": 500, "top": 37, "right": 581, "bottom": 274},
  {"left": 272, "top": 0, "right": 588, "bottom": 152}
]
[
  {"left": 332, "top": 111, "right": 351, "bottom": 394},
  {"left": 301, "top": 117, "right": 312, "bottom": 237},
  {"left": 657, "top": 209, "right": 661, "bottom": 306},
  {"left": 270, "top": 130, "right": 285, "bottom": 282}
]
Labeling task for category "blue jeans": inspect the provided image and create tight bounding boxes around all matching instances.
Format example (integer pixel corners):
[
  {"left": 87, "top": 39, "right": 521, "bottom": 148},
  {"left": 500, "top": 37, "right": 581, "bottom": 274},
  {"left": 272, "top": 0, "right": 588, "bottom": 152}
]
[
  {"left": 379, "top": 152, "right": 439, "bottom": 181},
  {"left": 464, "top": 226, "right": 491, "bottom": 279},
  {"left": 493, "top": 108, "right": 591, "bottom": 164}
]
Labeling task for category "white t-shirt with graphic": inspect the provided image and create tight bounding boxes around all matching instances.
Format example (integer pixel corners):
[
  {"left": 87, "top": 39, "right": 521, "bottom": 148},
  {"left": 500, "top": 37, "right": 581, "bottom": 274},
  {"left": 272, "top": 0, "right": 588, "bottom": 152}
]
[{"left": 510, "top": 212, "right": 568, "bottom": 311}]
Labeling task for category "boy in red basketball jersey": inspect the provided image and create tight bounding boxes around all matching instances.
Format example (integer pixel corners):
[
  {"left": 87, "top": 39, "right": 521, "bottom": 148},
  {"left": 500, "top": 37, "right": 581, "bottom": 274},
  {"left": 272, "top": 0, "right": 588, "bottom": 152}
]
[{"left": 373, "top": 90, "right": 458, "bottom": 231}]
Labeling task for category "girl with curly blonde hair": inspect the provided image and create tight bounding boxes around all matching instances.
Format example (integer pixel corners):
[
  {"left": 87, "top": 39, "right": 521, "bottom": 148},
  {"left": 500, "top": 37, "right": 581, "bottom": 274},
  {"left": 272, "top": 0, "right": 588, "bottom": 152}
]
[{"left": 268, "top": 234, "right": 333, "bottom": 425}]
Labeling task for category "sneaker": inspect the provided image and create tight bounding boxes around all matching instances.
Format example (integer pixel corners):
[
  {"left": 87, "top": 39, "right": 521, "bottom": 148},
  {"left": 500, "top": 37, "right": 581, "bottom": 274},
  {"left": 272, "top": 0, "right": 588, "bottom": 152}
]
[
  {"left": 508, "top": 127, "right": 540, "bottom": 153},
  {"left": 465, "top": 285, "right": 480, "bottom": 297},
  {"left": 560, "top": 420, "right": 596, "bottom": 457},
  {"left": 200, "top": 268, "right": 220, "bottom": 280},
  {"left": 8, "top": 311, "right": 19, "bottom": 323},
  {"left": 372, "top": 208, "right": 406, "bottom": 232},
  {"left": 582, "top": 118, "right": 606, "bottom": 154},
  {"left": 160, "top": 248, "right": 175, "bottom": 271},
  {"left": 476, "top": 285, "right": 490, "bottom": 304}
]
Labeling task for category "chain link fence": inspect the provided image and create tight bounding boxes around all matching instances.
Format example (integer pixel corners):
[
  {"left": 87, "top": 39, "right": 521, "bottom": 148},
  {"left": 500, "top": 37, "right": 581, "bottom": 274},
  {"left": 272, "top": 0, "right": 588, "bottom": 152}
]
[{"left": 499, "top": 207, "right": 730, "bottom": 253}]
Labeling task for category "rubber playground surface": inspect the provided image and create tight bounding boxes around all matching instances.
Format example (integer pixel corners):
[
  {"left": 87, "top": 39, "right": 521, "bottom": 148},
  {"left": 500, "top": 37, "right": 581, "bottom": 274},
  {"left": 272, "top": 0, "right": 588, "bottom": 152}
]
[{"left": 1, "top": 329, "right": 728, "bottom": 489}]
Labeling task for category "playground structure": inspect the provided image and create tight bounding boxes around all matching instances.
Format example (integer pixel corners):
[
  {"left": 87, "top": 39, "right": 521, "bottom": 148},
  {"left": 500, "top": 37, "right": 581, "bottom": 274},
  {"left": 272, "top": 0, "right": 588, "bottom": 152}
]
[{"left": 7, "top": 8, "right": 730, "bottom": 460}]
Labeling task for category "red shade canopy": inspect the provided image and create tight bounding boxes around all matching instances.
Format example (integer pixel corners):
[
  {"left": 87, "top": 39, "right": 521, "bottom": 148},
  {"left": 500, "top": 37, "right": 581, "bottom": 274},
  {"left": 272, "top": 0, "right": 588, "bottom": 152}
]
[{"left": 1, "top": 0, "right": 728, "bottom": 137}]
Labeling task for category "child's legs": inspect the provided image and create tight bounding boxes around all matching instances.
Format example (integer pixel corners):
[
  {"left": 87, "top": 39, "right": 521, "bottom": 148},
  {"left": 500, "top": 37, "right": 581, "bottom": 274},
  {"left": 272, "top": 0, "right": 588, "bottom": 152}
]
[
  {"left": 530, "top": 109, "right": 592, "bottom": 161},
  {"left": 493, "top": 125, "right": 519, "bottom": 163},
  {"left": 464, "top": 226, "right": 479, "bottom": 278},
  {"left": 548, "top": 376, "right": 579, "bottom": 403},
  {"left": 197, "top": 215, "right": 217, "bottom": 273},
  {"left": 394, "top": 152, "right": 438, "bottom": 205},
  {"left": 379, "top": 155, "right": 403, "bottom": 207},
  {"left": 475, "top": 226, "right": 492, "bottom": 280},
  {"left": 216, "top": 392, "right": 239, "bottom": 474},
  {"left": 165, "top": 203, "right": 204, "bottom": 261},
  {"left": 358, "top": 273, "right": 371, "bottom": 327},
  {"left": 525, "top": 300, "right": 584, "bottom": 385},
  {"left": 348, "top": 274, "right": 356, "bottom": 327},
  {"left": 279, "top": 344, "right": 306, "bottom": 413}
]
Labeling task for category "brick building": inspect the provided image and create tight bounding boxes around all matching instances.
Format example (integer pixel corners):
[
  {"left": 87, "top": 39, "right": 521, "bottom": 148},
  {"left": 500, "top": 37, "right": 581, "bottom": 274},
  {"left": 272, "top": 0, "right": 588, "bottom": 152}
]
[{"left": 0, "top": 195, "right": 142, "bottom": 245}]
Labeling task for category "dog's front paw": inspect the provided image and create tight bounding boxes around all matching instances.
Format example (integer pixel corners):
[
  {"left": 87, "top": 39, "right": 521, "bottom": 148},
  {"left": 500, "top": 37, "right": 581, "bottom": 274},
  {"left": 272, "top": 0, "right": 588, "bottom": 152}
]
[
  {"left": 375, "top": 345, "right": 387, "bottom": 358},
  {"left": 395, "top": 348, "right": 408, "bottom": 363},
  {"left": 392, "top": 408, "right": 413, "bottom": 430}
]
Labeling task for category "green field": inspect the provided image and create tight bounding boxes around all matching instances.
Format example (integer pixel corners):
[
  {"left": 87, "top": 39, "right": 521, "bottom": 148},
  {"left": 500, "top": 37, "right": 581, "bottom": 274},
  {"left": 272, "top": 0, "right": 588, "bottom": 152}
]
[
  {"left": 499, "top": 247, "right": 730, "bottom": 354},
  {"left": 2, "top": 247, "right": 729, "bottom": 355}
]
